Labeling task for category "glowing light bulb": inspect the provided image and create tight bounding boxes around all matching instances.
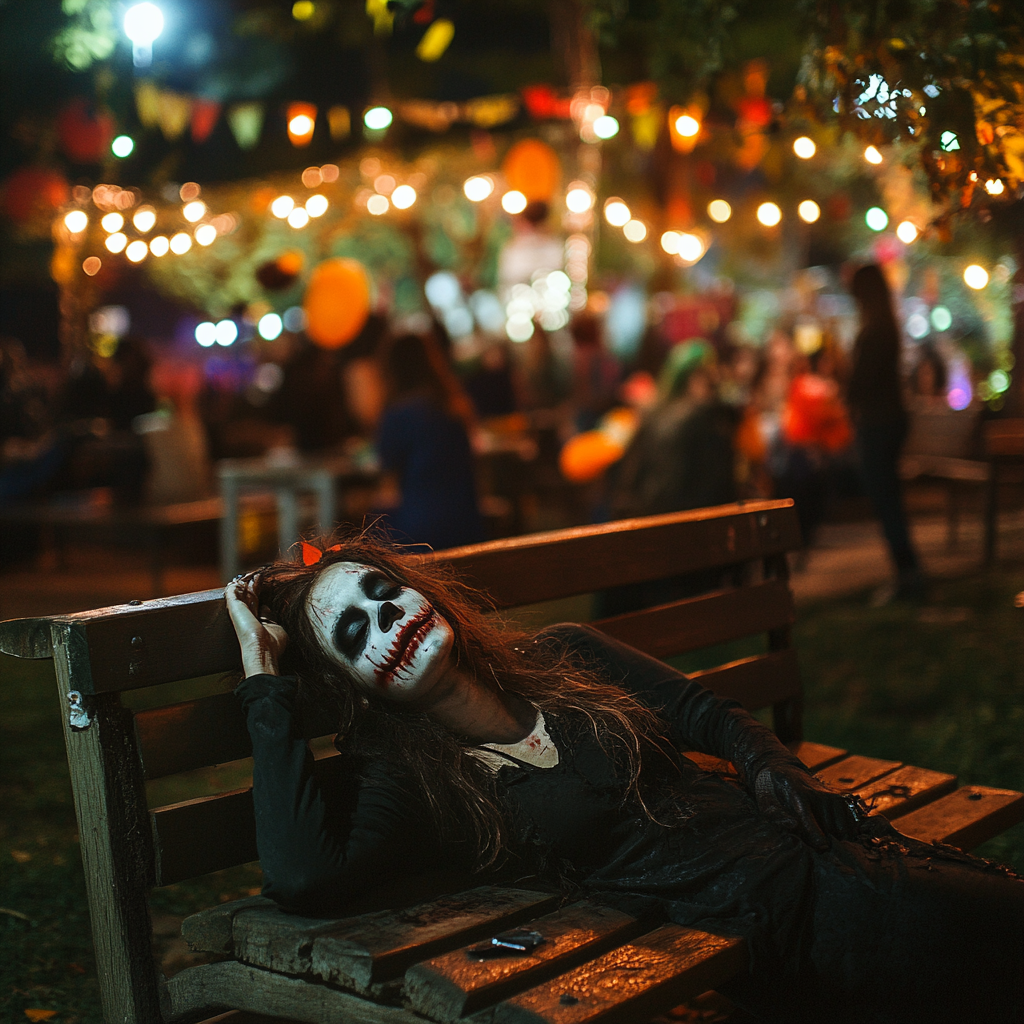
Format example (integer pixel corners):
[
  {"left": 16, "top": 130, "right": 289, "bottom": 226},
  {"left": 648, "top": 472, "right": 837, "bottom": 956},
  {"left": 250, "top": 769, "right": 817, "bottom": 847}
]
[
  {"left": 366, "top": 194, "right": 389, "bottom": 216},
  {"left": 271, "top": 196, "right": 294, "bottom": 219},
  {"left": 258, "top": 313, "right": 284, "bottom": 340},
  {"left": 797, "top": 200, "right": 820, "bottom": 223},
  {"left": 82, "top": 257, "right": 101, "bottom": 276},
  {"left": 64, "top": 210, "right": 88, "bottom": 233},
  {"left": 292, "top": 0, "right": 314, "bottom": 19},
  {"left": 183, "top": 201, "right": 206, "bottom": 223},
  {"left": 287, "top": 207, "right": 309, "bottom": 229},
  {"left": 105, "top": 232, "right": 127, "bottom": 253},
  {"left": 132, "top": 207, "right": 156, "bottom": 232},
  {"left": 931, "top": 306, "right": 952, "bottom": 331},
  {"left": 215, "top": 320, "right": 238, "bottom": 346},
  {"left": 984, "top": 179, "right": 1005, "bottom": 196},
  {"left": 194, "top": 223, "right": 217, "bottom": 245},
  {"left": 123, "top": 3, "right": 164, "bottom": 66},
  {"left": 501, "top": 191, "right": 527, "bottom": 215},
  {"left": 391, "top": 184, "right": 416, "bottom": 209},
  {"left": 675, "top": 114, "right": 700, "bottom": 137},
  {"left": 623, "top": 219, "right": 647, "bottom": 242},
  {"left": 565, "top": 185, "right": 594, "bottom": 214},
  {"left": 464, "top": 176, "right": 494, "bottom": 202},
  {"left": 195, "top": 322, "right": 216, "bottom": 347},
  {"left": 757, "top": 202, "right": 782, "bottom": 227},
  {"left": 963, "top": 264, "right": 988, "bottom": 290},
  {"left": 149, "top": 235, "right": 169, "bottom": 256},
  {"left": 593, "top": 115, "right": 619, "bottom": 139},
  {"left": 101, "top": 212, "right": 124, "bottom": 233},
  {"left": 363, "top": 106, "right": 393, "bottom": 131},
  {"left": 125, "top": 240, "right": 148, "bottom": 263},
  {"left": 707, "top": 200, "right": 731, "bottom": 223},
  {"left": 288, "top": 115, "right": 313, "bottom": 137},
  {"left": 896, "top": 220, "right": 918, "bottom": 244},
  {"left": 169, "top": 232, "right": 192, "bottom": 254},
  {"left": 865, "top": 207, "right": 888, "bottom": 231},
  {"left": 305, "top": 194, "right": 328, "bottom": 217},
  {"left": 660, "top": 231, "right": 681, "bottom": 255},
  {"left": 677, "top": 233, "right": 705, "bottom": 263},
  {"left": 111, "top": 135, "right": 134, "bottom": 158},
  {"left": 603, "top": 199, "right": 630, "bottom": 227},
  {"left": 864, "top": 145, "right": 883, "bottom": 164},
  {"left": 793, "top": 136, "right": 816, "bottom": 159}
]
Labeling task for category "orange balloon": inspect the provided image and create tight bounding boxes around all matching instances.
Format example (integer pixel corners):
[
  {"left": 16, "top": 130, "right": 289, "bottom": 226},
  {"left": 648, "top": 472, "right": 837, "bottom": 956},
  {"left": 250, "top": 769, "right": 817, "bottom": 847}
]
[
  {"left": 559, "top": 431, "right": 624, "bottom": 483},
  {"left": 304, "top": 258, "right": 371, "bottom": 349},
  {"left": 502, "top": 139, "right": 561, "bottom": 202}
]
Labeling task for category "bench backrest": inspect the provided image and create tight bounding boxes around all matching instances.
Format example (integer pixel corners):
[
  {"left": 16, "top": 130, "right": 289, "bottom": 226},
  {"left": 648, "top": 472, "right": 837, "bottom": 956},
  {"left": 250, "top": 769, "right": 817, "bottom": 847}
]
[{"left": 0, "top": 499, "right": 800, "bottom": 1023}]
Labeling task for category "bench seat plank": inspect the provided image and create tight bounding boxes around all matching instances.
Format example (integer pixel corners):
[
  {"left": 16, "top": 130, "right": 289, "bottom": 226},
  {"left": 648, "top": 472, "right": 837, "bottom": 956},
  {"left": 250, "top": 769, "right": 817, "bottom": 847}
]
[
  {"left": 404, "top": 901, "right": 643, "bottom": 1023},
  {"left": 219, "top": 887, "right": 559, "bottom": 995},
  {"left": 856, "top": 766, "right": 957, "bottom": 820},
  {"left": 789, "top": 741, "right": 847, "bottom": 771},
  {"left": 894, "top": 786, "right": 1024, "bottom": 850},
  {"left": 817, "top": 755, "right": 902, "bottom": 792},
  {"left": 163, "top": 960, "right": 422, "bottom": 1024},
  {"left": 489, "top": 924, "right": 747, "bottom": 1024}
]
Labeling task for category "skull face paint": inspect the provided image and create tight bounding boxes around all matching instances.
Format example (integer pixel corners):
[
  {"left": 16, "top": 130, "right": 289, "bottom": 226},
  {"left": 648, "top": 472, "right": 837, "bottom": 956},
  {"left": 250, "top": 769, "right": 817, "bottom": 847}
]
[{"left": 307, "top": 562, "right": 455, "bottom": 702}]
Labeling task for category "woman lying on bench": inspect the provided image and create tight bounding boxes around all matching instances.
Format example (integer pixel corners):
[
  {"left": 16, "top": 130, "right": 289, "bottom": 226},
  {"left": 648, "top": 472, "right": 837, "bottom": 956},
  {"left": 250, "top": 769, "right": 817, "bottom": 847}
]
[{"left": 226, "top": 535, "right": 1022, "bottom": 1024}]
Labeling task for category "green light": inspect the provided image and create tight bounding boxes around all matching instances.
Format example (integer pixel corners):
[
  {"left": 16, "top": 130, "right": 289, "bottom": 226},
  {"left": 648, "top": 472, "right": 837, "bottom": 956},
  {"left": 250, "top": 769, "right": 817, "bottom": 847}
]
[
  {"left": 865, "top": 207, "right": 888, "bottom": 231},
  {"left": 112, "top": 135, "right": 135, "bottom": 158}
]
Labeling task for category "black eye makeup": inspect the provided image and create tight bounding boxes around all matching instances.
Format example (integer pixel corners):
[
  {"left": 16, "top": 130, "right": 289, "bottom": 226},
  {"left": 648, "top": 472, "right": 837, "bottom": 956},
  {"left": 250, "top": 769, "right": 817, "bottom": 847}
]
[
  {"left": 361, "top": 570, "right": 403, "bottom": 603},
  {"left": 331, "top": 571, "right": 404, "bottom": 660}
]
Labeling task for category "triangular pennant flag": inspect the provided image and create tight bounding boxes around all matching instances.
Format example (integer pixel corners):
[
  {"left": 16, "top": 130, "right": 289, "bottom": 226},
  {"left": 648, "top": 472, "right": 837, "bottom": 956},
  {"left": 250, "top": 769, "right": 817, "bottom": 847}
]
[
  {"left": 191, "top": 98, "right": 221, "bottom": 143},
  {"left": 134, "top": 81, "right": 160, "bottom": 128},
  {"left": 156, "top": 90, "right": 192, "bottom": 141},
  {"left": 227, "top": 102, "right": 264, "bottom": 150}
]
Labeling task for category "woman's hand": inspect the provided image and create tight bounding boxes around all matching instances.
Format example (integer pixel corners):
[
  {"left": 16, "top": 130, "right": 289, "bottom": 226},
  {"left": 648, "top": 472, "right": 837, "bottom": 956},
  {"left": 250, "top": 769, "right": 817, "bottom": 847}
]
[
  {"left": 754, "top": 765, "right": 865, "bottom": 851},
  {"left": 225, "top": 575, "right": 289, "bottom": 678}
]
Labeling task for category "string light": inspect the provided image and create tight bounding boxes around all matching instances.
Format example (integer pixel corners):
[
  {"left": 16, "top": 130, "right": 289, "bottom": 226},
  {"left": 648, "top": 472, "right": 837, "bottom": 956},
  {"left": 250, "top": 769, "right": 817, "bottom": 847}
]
[
  {"left": 391, "top": 184, "right": 417, "bottom": 209},
  {"left": 196, "top": 322, "right": 217, "bottom": 347},
  {"left": 603, "top": 199, "right": 631, "bottom": 227},
  {"left": 305, "top": 194, "right": 329, "bottom": 217},
  {"left": 793, "top": 136, "right": 816, "bottom": 159},
  {"left": 364, "top": 106, "right": 393, "bottom": 131},
  {"left": 674, "top": 114, "right": 700, "bottom": 137},
  {"left": 82, "top": 257, "right": 101, "bottom": 276},
  {"left": 984, "top": 179, "right": 1005, "bottom": 196},
  {"left": 101, "top": 212, "right": 124, "bottom": 233},
  {"left": 677, "top": 233, "right": 705, "bottom": 263},
  {"left": 183, "top": 201, "right": 206, "bottom": 222},
  {"left": 132, "top": 207, "right": 156, "bottom": 232},
  {"left": 660, "top": 231, "right": 682, "bottom": 255},
  {"left": 707, "top": 200, "right": 731, "bottom": 223},
  {"left": 797, "top": 200, "right": 820, "bottom": 223},
  {"left": 623, "top": 219, "right": 647, "bottom": 242},
  {"left": 287, "top": 207, "right": 310, "bottom": 229},
  {"left": 756, "top": 202, "right": 781, "bottom": 227},
  {"left": 105, "top": 232, "right": 127, "bottom": 253},
  {"left": 258, "top": 312, "right": 284, "bottom": 340},
  {"left": 865, "top": 207, "right": 888, "bottom": 231},
  {"left": 501, "top": 191, "right": 527, "bottom": 215},
  {"left": 896, "top": 220, "right": 918, "bottom": 243},
  {"left": 593, "top": 115, "right": 619, "bottom": 139},
  {"left": 367, "top": 194, "right": 389, "bottom": 215},
  {"left": 864, "top": 145, "right": 883, "bottom": 164},
  {"left": 271, "top": 196, "right": 294, "bottom": 218},
  {"left": 215, "top": 320, "right": 238, "bottom": 346},
  {"left": 149, "top": 235, "right": 169, "bottom": 256},
  {"left": 963, "top": 265, "right": 988, "bottom": 290},
  {"left": 565, "top": 184, "right": 594, "bottom": 214},
  {"left": 125, "top": 240, "right": 148, "bottom": 263},
  {"left": 194, "top": 223, "right": 217, "bottom": 245},
  {"left": 64, "top": 211, "right": 88, "bottom": 233},
  {"left": 464, "top": 176, "right": 494, "bottom": 202},
  {"left": 169, "top": 232, "right": 192, "bottom": 254}
]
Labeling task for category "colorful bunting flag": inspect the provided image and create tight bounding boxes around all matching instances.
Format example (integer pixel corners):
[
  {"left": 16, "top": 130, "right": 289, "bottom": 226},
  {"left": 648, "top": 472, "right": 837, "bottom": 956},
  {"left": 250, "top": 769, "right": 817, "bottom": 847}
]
[
  {"left": 191, "top": 98, "right": 222, "bottom": 143},
  {"left": 227, "top": 102, "right": 264, "bottom": 150},
  {"left": 157, "top": 90, "right": 192, "bottom": 141}
]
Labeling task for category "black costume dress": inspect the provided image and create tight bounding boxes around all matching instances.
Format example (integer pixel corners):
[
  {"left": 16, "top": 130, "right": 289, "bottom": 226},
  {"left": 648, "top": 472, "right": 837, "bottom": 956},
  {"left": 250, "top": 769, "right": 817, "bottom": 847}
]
[{"left": 236, "top": 624, "right": 1023, "bottom": 1024}]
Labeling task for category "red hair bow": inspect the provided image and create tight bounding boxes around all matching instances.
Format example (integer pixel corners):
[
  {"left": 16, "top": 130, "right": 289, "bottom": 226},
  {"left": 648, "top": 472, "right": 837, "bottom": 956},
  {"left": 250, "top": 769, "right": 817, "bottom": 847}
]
[{"left": 300, "top": 542, "right": 342, "bottom": 566}]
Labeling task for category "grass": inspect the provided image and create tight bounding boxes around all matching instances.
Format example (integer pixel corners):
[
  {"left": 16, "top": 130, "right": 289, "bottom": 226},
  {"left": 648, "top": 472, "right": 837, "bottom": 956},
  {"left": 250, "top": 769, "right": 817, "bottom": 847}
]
[{"left": 1, "top": 568, "right": 1021, "bottom": 1022}]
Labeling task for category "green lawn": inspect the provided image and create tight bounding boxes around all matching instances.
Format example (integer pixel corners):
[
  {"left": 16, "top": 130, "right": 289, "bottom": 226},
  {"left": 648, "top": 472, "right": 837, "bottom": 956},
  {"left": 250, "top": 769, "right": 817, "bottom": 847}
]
[{"left": 1, "top": 569, "right": 1021, "bottom": 1023}]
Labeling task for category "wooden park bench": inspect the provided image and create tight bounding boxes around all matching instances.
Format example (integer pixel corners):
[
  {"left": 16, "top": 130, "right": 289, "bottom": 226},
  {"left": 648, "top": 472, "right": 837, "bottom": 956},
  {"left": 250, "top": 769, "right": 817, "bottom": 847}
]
[{"left": 1, "top": 499, "right": 1021, "bottom": 1024}]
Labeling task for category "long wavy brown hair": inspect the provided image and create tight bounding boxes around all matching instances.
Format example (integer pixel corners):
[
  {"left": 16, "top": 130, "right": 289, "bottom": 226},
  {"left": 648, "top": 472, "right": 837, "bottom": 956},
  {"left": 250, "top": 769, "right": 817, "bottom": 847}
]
[{"left": 255, "top": 530, "right": 672, "bottom": 870}]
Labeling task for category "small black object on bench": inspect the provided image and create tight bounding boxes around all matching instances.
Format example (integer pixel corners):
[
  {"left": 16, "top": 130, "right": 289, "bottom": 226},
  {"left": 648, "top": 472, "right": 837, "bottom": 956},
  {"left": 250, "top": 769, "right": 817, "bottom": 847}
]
[{"left": 1, "top": 499, "right": 1020, "bottom": 1024}]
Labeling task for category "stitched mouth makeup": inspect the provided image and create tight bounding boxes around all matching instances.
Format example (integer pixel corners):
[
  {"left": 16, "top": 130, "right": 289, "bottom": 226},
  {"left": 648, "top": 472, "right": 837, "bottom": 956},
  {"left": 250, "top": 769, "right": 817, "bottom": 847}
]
[{"left": 373, "top": 607, "right": 437, "bottom": 687}]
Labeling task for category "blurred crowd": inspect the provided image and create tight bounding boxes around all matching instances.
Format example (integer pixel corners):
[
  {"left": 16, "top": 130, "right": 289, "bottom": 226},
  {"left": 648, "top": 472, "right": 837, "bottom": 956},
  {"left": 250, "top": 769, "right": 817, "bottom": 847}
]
[{"left": 0, "top": 263, "right": 974, "bottom": 593}]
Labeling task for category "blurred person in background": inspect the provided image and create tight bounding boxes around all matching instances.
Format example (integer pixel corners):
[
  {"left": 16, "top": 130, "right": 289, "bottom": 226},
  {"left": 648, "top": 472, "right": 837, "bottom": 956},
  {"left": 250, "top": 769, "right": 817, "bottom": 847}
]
[
  {"left": 570, "top": 313, "right": 620, "bottom": 432},
  {"left": 375, "top": 333, "right": 484, "bottom": 551},
  {"left": 847, "top": 264, "right": 924, "bottom": 602}
]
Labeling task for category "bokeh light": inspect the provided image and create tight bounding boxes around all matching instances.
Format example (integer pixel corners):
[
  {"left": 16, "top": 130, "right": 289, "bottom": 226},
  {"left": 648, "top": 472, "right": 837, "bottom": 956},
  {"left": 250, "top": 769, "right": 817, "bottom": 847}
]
[
  {"left": 104, "top": 232, "right": 127, "bottom": 253},
  {"left": 292, "top": 1, "right": 314, "bottom": 19},
  {"left": 366, "top": 194, "right": 389, "bottom": 215},
  {"left": 864, "top": 145, "right": 883, "bottom": 164},
  {"left": 194, "top": 223, "right": 217, "bottom": 245},
  {"left": 865, "top": 207, "right": 889, "bottom": 231},
  {"left": 305, "top": 194, "right": 328, "bottom": 217},
  {"left": 132, "top": 207, "right": 156, "bottom": 232},
  {"left": 501, "top": 190, "right": 527, "bottom": 215},
  {"left": 593, "top": 115, "right": 619, "bottom": 139},
  {"left": 149, "top": 235, "right": 169, "bottom": 256},
  {"left": 101, "top": 212, "right": 124, "bottom": 233},
  {"left": 707, "top": 200, "right": 731, "bottom": 223},
  {"left": 364, "top": 106, "right": 393, "bottom": 131},
  {"left": 64, "top": 210, "right": 88, "bottom": 233},
  {"left": 287, "top": 207, "right": 309, "bottom": 229},
  {"left": 391, "top": 184, "right": 417, "bottom": 209},
  {"left": 82, "top": 256, "right": 102, "bottom": 276},
  {"left": 906, "top": 313, "right": 929, "bottom": 339},
  {"left": 125, "top": 240, "right": 148, "bottom": 263},
  {"left": 258, "top": 313, "right": 284, "bottom": 340},
  {"left": 660, "top": 231, "right": 681, "bottom": 255},
  {"left": 215, "top": 320, "right": 238, "bottom": 346},
  {"left": 565, "top": 185, "right": 594, "bottom": 214},
  {"left": 931, "top": 306, "right": 952, "bottom": 332},
  {"left": 603, "top": 199, "right": 631, "bottom": 227},
  {"left": 896, "top": 220, "right": 918, "bottom": 243},
  {"left": 169, "top": 232, "right": 192, "bottom": 254},
  {"left": 195, "top": 322, "right": 217, "bottom": 347},
  {"left": 963, "top": 264, "right": 988, "bottom": 290},
  {"left": 675, "top": 114, "right": 700, "bottom": 137},
  {"left": 271, "top": 195, "right": 294, "bottom": 218},
  {"left": 111, "top": 135, "right": 134, "bottom": 158},
  {"left": 984, "top": 179, "right": 1005, "bottom": 196},
  {"left": 756, "top": 202, "right": 782, "bottom": 227},
  {"left": 797, "top": 200, "right": 820, "bottom": 223},
  {"left": 623, "top": 219, "right": 647, "bottom": 242},
  {"left": 677, "top": 233, "right": 705, "bottom": 263},
  {"left": 288, "top": 114, "right": 314, "bottom": 137},
  {"left": 463, "top": 176, "right": 494, "bottom": 202},
  {"left": 793, "top": 136, "right": 816, "bottom": 159},
  {"left": 183, "top": 201, "right": 206, "bottom": 223}
]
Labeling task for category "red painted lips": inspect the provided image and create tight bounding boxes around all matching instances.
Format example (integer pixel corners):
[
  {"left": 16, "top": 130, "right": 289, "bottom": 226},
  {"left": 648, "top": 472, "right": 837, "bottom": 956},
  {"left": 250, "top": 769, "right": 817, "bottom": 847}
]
[{"left": 374, "top": 607, "right": 435, "bottom": 686}]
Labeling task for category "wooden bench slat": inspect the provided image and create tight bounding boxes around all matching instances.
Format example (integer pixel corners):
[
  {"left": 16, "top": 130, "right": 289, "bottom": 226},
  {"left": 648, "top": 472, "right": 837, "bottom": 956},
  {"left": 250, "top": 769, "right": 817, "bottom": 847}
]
[
  {"left": 491, "top": 923, "right": 747, "bottom": 1024},
  {"left": 894, "top": 786, "right": 1024, "bottom": 850},
  {"left": 435, "top": 502, "right": 798, "bottom": 611},
  {"left": 688, "top": 649, "right": 800, "bottom": 710},
  {"left": 136, "top": 692, "right": 338, "bottom": 780},
  {"left": 164, "top": 959, "right": 424, "bottom": 1024},
  {"left": 592, "top": 580, "right": 794, "bottom": 660},
  {"left": 817, "top": 755, "right": 903, "bottom": 792},
  {"left": 789, "top": 741, "right": 848, "bottom": 771},
  {"left": 404, "top": 900, "right": 643, "bottom": 1023},
  {"left": 856, "top": 765, "right": 957, "bottom": 820}
]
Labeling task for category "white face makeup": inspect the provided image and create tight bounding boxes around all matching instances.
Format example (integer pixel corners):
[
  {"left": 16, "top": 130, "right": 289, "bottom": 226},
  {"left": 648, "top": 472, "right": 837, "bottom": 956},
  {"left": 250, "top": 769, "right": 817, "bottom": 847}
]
[{"left": 307, "top": 562, "right": 455, "bottom": 702}]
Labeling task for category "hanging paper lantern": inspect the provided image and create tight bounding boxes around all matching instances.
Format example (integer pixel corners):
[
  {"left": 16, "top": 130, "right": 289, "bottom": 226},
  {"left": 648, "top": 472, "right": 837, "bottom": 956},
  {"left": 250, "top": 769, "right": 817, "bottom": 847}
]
[
  {"left": 304, "top": 258, "right": 371, "bottom": 348},
  {"left": 287, "top": 102, "right": 317, "bottom": 147},
  {"left": 502, "top": 139, "right": 560, "bottom": 202},
  {"left": 57, "top": 98, "right": 115, "bottom": 163},
  {"left": 559, "top": 430, "right": 624, "bottom": 483},
  {"left": 1, "top": 166, "right": 70, "bottom": 225},
  {"left": 191, "top": 98, "right": 222, "bottom": 143}
]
